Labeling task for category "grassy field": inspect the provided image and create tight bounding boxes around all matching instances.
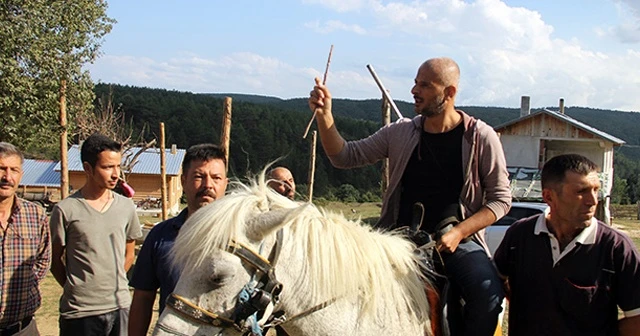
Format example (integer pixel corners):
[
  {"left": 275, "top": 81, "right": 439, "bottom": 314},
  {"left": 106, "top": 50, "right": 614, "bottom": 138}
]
[{"left": 34, "top": 203, "right": 640, "bottom": 335}]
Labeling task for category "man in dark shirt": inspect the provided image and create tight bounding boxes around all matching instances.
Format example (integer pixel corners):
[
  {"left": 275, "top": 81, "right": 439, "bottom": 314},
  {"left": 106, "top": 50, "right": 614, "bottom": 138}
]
[
  {"left": 128, "top": 144, "right": 229, "bottom": 336},
  {"left": 494, "top": 154, "right": 640, "bottom": 335}
]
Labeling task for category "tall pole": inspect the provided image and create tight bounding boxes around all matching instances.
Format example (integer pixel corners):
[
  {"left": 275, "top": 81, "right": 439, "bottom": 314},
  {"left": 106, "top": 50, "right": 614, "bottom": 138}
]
[
  {"left": 220, "top": 97, "right": 233, "bottom": 171},
  {"left": 307, "top": 131, "right": 317, "bottom": 202},
  {"left": 381, "top": 96, "right": 391, "bottom": 194},
  {"left": 160, "top": 122, "right": 168, "bottom": 221},
  {"left": 59, "top": 79, "right": 69, "bottom": 199}
]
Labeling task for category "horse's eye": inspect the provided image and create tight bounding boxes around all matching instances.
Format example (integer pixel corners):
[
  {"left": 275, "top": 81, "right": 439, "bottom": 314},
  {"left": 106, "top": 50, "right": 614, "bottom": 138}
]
[{"left": 209, "top": 273, "right": 229, "bottom": 288}]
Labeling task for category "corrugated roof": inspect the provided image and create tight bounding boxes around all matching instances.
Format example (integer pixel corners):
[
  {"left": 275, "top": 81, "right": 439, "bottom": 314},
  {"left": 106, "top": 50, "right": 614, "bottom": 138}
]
[
  {"left": 55, "top": 145, "right": 186, "bottom": 176},
  {"left": 494, "top": 109, "right": 625, "bottom": 145},
  {"left": 20, "top": 159, "right": 60, "bottom": 187}
]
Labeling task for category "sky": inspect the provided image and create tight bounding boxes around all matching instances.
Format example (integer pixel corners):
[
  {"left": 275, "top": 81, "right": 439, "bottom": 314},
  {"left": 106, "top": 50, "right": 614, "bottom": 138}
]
[{"left": 88, "top": 0, "right": 640, "bottom": 112}]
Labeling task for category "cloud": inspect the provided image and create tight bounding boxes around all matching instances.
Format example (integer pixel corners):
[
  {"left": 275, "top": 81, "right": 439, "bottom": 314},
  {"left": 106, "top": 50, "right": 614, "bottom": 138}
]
[
  {"left": 613, "top": 23, "right": 640, "bottom": 43},
  {"left": 88, "top": 52, "right": 379, "bottom": 100},
  {"left": 302, "top": 0, "right": 369, "bottom": 12},
  {"left": 304, "top": 20, "right": 367, "bottom": 34},
  {"left": 300, "top": 0, "right": 640, "bottom": 111},
  {"left": 595, "top": 0, "right": 640, "bottom": 44},
  {"left": 89, "top": 0, "right": 640, "bottom": 112}
]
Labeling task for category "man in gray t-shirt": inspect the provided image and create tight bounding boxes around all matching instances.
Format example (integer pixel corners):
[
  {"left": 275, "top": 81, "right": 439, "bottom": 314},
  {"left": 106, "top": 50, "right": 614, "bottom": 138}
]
[{"left": 50, "top": 134, "right": 142, "bottom": 336}]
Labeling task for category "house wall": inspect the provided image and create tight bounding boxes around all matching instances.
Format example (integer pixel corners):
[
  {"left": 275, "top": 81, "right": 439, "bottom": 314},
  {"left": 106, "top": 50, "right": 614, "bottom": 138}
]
[
  {"left": 499, "top": 135, "right": 539, "bottom": 168},
  {"left": 69, "top": 172, "right": 182, "bottom": 213},
  {"left": 18, "top": 186, "right": 62, "bottom": 202},
  {"left": 544, "top": 140, "right": 604, "bottom": 168}
]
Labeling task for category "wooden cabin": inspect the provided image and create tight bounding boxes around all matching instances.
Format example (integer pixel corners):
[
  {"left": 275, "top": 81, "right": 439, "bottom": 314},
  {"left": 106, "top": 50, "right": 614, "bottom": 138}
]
[{"left": 494, "top": 97, "right": 625, "bottom": 223}]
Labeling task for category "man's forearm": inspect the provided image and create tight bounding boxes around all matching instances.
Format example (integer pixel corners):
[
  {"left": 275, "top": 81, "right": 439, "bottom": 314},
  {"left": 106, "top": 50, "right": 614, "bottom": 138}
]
[
  {"left": 51, "top": 243, "right": 66, "bottom": 287},
  {"left": 316, "top": 112, "right": 345, "bottom": 156},
  {"left": 35, "top": 241, "right": 51, "bottom": 283},
  {"left": 456, "top": 206, "right": 497, "bottom": 238},
  {"left": 619, "top": 315, "right": 640, "bottom": 336},
  {"left": 35, "top": 256, "right": 50, "bottom": 284},
  {"left": 51, "top": 261, "right": 66, "bottom": 287},
  {"left": 129, "top": 290, "right": 156, "bottom": 336},
  {"left": 125, "top": 240, "right": 136, "bottom": 271}
]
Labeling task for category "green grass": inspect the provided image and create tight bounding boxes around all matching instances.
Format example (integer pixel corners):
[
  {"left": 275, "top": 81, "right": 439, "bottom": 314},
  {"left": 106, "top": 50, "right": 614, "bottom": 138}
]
[
  {"left": 611, "top": 204, "right": 640, "bottom": 250},
  {"left": 314, "top": 201, "right": 382, "bottom": 225}
]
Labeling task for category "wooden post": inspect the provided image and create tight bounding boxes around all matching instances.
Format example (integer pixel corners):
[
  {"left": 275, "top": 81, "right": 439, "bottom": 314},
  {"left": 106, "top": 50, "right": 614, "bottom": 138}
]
[
  {"left": 381, "top": 96, "right": 391, "bottom": 194},
  {"left": 220, "top": 97, "right": 233, "bottom": 171},
  {"left": 59, "top": 79, "right": 69, "bottom": 199},
  {"left": 160, "top": 122, "right": 168, "bottom": 221},
  {"left": 308, "top": 131, "right": 317, "bottom": 202}
]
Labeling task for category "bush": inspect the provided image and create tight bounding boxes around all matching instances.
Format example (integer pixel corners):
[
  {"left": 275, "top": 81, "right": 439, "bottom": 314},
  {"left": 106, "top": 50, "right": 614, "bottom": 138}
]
[{"left": 335, "top": 184, "right": 360, "bottom": 203}]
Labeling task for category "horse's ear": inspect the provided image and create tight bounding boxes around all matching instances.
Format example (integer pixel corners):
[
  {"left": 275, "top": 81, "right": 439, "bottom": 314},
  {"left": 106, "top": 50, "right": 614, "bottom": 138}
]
[{"left": 246, "top": 205, "right": 308, "bottom": 241}]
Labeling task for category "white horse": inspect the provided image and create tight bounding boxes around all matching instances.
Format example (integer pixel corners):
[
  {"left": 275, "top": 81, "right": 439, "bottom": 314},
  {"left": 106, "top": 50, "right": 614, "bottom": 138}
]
[{"left": 153, "top": 173, "right": 435, "bottom": 336}]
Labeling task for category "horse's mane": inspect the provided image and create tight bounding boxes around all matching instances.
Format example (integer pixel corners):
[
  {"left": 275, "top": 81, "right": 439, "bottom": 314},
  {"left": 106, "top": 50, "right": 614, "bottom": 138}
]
[{"left": 172, "top": 170, "right": 430, "bottom": 327}]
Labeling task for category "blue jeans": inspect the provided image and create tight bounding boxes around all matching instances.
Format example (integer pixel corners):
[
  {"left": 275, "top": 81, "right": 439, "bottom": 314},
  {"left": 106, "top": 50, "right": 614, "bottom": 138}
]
[{"left": 441, "top": 239, "right": 504, "bottom": 336}]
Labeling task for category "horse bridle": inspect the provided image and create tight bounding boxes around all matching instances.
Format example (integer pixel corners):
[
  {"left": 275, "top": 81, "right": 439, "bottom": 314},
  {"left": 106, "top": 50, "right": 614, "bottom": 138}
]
[{"left": 165, "top": 230, "right": 287, "bottom": 335}]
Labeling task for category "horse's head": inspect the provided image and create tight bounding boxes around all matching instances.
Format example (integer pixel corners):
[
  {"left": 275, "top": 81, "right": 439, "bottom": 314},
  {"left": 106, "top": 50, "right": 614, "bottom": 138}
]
[
  {"left": 154, "top": 173, "right": 433, "bottom": 336},
  {"left": 153, "top": 174, "right": 305, "bottom": 336}
]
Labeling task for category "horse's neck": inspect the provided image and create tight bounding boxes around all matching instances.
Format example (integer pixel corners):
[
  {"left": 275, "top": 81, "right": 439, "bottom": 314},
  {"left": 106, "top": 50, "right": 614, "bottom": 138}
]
[
  {"left": 275, "top": 242, "right": 426, "bottom": 336},
  {"left": 280, "top": 299, "right": 425, "bottom": 336}
]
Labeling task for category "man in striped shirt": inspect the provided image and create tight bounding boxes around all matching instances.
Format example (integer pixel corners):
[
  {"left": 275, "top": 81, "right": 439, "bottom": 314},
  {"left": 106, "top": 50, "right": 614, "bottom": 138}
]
[{"left": 0, "top": 142, "right": 51, "bottom": 336}]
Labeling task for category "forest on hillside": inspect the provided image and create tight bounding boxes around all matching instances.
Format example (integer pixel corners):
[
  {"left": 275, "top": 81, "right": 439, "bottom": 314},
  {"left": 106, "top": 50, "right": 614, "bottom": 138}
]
[
  {"left": 94, "top": 84, "right": 384, "bottom": 199},
  {"left": 95, "top": 84, "right": 640, "bottom": 203}
]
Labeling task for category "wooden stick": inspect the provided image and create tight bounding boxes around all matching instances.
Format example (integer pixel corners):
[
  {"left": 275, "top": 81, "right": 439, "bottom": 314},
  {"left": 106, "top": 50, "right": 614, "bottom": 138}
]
[
  {"left": 220, "top": 97, "right": 232, "bottom": 172},
  {"left": 160, "top": 122, "right": 168, "bottom": 220},
  {"left": 303, "top": 45, "right": 334, "bottom": 139},
  {"left": 366, "top": 64, "right": 403, "bottom": 119},
  {"left": 307, "top": 130, "right": 317, "bottom": 202},
  {"left": 59, "top": 79, "right": 69, "bottom": 199},
  {"left": 381, "top": 97, "right": 390, "bottom": 194}
]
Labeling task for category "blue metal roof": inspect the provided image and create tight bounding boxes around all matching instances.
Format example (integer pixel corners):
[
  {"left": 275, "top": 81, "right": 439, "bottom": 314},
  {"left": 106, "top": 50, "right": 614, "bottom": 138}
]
[
  {"left": 55, "top": 145, "right": 186, "bottom": 176},
  {"left": 494, "top": 109, "right": 625, "bottom": 145},
  {"left": 20, "top": 159, "right": 60, "bottom": 187}
]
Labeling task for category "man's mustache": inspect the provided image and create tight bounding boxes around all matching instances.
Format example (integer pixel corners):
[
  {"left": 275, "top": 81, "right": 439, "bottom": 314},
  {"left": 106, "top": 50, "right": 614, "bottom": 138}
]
[
  {"left": 196, "top": 189, "right": 216, "bottom": 198},
  {"left": 0, "top": 181, "right": 15, "bottom": 188}
]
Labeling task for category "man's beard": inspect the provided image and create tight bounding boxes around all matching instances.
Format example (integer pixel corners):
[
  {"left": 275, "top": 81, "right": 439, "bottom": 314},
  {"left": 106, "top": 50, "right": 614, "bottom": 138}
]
[{"left": 419, "top": 93, "right": 446, "bottom": 117}]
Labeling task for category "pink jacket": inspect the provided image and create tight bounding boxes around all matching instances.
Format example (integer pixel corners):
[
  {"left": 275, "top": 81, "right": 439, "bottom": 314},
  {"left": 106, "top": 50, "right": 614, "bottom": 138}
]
[{"left": 328, "top": 111, "right": 511, "bottom": 244}]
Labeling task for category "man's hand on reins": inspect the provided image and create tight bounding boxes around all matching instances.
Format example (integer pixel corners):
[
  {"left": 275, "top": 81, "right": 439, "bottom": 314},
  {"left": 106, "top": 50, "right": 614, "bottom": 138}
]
[{"left": 437, "top": 225, "right": 465, "bottom": 253}]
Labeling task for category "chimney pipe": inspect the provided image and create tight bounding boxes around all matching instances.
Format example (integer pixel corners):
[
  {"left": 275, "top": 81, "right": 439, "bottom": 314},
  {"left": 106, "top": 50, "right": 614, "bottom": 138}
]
[
  {"left": 559, "top": 98, "right": 565, "bottom": 114},
  {"left": 171, "top": 144, "right": 177, "bottom": 155},
  {"left": 520, "top": 96, "right": 531, "bottom": 117}
]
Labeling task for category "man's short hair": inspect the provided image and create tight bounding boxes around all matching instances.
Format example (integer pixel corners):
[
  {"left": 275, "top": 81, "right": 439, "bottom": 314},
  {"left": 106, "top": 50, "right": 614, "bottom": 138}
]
[
  {"left": 0, "top": 142, "right": 24, "bottom": 164},
  {"left": 80, "top": 133, "right": 122, "bottom": 168},
  {"left": 541, "top": 154, "right": 599, "bottom": 191},
  {"left": 182, "top": 144, "right": 226, "bottom": 173}
]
